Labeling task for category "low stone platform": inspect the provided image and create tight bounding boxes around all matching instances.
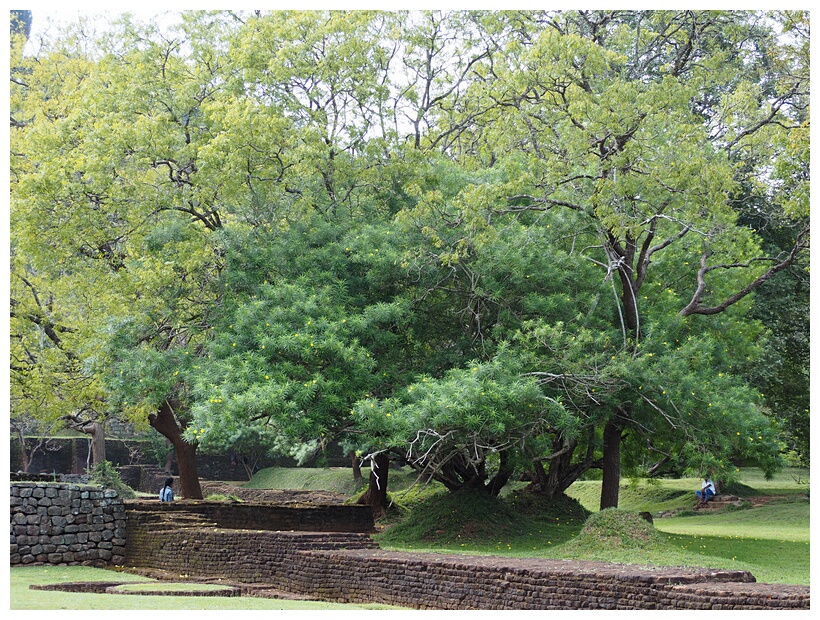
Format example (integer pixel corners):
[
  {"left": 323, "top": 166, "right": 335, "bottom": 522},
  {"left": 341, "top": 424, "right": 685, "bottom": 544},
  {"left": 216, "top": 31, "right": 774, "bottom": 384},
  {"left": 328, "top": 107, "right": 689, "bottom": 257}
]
[{"left": 120, "top": 503, "right": 810, "bottom": 610}]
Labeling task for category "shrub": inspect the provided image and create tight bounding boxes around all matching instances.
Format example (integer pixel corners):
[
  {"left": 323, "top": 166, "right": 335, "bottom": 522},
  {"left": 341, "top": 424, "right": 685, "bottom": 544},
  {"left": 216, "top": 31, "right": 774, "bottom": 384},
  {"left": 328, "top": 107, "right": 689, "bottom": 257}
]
[
  {"left": 89, "top": 461, "right": 136, "bottom": 499},
  {"left": 205, "top": 494, "right": 243, "bottom": 503}
]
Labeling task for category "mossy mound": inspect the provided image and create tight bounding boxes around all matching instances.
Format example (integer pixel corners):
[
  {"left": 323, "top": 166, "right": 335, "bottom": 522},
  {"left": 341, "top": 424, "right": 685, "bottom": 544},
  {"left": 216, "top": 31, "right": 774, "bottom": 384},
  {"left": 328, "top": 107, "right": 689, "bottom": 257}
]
[
  {"left": 563, "top": 508, "right": 667, "bottom": 552},
  {"left": 508, "top": 490, "right": 590, "bottom": 525},
  {"left": 378, "top": 487, "right": 529, "bottom": 544}
]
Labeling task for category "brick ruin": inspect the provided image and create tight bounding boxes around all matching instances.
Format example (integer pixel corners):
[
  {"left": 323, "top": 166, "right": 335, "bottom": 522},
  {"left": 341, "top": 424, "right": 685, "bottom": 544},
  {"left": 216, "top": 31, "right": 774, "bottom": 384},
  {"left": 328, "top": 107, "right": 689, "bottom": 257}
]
[{"left": 9, "top": 482, "right": 811, "bottom": 610}]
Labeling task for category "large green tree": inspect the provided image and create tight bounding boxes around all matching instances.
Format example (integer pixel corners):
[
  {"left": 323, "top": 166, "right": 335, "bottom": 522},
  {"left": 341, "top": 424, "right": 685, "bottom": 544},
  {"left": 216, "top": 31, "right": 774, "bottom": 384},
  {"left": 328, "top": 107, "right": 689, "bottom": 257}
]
[
  {"left": 413, "top": 9, "right": 808, "bottom": 506},
  {"left": 9, "top": 9, "right": 807, "bottom": 510},
  {"left": 10, "top": 12, "right": 237, "bottom": 496}
]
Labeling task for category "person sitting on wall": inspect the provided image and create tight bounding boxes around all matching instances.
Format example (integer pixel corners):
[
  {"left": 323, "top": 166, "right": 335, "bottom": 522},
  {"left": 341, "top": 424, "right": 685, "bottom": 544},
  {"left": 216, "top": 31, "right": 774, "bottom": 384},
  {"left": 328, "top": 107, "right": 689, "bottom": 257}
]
[
  {"left": 696, "top": 477, "right": 716, "bottom": 507},
  {"left": 160, "top": 478, "right": 175, "bottom": 502}
]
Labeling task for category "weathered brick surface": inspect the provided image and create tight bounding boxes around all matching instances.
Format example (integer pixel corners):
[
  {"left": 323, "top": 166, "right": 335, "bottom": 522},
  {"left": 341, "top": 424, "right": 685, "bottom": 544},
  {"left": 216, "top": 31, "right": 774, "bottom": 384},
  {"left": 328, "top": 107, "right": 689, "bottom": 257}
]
[
  {"left": 9, "top": 482, "right": 127, "bottom": 567},
  {"left": 125, "top": 499, "right": 374, "bottom": 533},
  {"left": 121, "top": 504, "right": 810, "bottom": 610}
]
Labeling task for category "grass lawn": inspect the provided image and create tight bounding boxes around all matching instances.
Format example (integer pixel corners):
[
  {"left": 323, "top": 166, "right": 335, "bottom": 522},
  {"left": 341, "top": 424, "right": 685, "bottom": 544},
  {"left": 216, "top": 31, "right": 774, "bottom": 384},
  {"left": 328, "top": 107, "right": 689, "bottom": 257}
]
[
  {"left": 372, "top": 467, "right": 810, "bottom": 585},
  {"left": 9, "top": 566, "right": 402, "bottom": 610},
  {"left": 206, "top": 465, "right": 813, "bottom": 585}
]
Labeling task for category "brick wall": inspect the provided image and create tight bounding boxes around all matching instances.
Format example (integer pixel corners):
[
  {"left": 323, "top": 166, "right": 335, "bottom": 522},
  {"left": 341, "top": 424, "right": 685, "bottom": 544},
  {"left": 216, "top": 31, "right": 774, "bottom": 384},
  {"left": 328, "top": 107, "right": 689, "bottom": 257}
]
[
  {"left": 9, "top": 490, "right": 809, "bottom": 609},
  {"left": 125, "top": 499, "right": 374, "bottom": 533},
  {"left": 121, "top": 504, "right": 810, "bottom": 610},
  {"left": 9, "top": 482, "right": 127, "bottom": 567}
]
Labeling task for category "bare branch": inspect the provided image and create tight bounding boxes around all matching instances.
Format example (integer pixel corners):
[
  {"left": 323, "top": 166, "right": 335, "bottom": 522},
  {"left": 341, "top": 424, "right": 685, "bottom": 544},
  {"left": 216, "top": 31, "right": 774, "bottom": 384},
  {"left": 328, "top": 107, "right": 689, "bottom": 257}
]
[{"left": 680, "top": 223, "right": 809, "bottom": 316}]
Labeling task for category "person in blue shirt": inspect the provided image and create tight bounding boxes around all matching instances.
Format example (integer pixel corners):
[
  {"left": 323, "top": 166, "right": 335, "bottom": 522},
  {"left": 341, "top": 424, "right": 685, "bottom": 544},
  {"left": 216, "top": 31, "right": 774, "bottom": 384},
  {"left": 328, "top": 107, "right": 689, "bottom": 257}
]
[{"left": 160, "top": 478, "right": 175, "bottom": 502}]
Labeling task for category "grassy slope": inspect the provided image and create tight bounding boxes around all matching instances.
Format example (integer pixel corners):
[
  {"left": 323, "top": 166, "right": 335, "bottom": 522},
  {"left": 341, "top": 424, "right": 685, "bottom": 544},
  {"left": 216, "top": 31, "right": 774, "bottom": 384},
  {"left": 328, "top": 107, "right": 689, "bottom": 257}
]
[{"left": 243, "top": 464, "right": 422, "bottom": 496}]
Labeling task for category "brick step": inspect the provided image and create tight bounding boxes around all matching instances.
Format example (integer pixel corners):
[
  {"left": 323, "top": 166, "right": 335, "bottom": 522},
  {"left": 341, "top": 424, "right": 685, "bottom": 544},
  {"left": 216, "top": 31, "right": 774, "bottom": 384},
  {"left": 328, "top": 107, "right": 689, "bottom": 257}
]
[
  {"left": 129, "top": 510, "right": 219, "bottom": 530},
  {"left": 280, "top": 532, "right": 379, "bottom": 550}
]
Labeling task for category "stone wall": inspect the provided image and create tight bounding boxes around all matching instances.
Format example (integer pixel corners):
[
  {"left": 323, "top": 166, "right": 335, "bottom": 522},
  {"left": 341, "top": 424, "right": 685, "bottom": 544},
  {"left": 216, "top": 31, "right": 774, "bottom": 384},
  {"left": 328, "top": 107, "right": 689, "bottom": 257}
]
[
  {"left": 10, "top": 437, "right": 145, "bottom": 475},
  {"left": 9, "top": 482, "right": 127, "bottom": 567},
  {"left": 11, "top": 438, "right": 350, "bottom": 477},
  {"left": 288, "top": 549, "right": 810, "bottom": 610},
  {"left": 10, "top": 438, "right": 254, "bottom": 480},
  {"left": 121, "top": 505, "right": 810, "bottom": 610}
]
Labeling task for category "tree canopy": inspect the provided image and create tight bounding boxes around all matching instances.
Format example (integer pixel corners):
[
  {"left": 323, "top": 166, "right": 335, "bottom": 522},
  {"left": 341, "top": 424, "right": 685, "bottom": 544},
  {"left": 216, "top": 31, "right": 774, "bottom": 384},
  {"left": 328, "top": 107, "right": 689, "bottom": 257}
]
[{"left": 9, "top": 9, "right": 809, "bottom": 503}]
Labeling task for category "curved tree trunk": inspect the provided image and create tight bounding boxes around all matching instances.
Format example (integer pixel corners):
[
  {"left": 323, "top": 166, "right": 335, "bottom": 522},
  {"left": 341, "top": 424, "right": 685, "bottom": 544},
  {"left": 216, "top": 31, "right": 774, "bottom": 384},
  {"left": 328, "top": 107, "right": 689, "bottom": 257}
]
[
  {"left": 525, "top": 431, "right": 597, "bottom": 498},
  {"left": 486, "top": 450, "right": 513, "bottom": 497},
  {"left": 148, "top": 400, "right": 203, "bottom": 500},
  {"left": 62, "top": 414, "right": 107, "bottom": 470}
]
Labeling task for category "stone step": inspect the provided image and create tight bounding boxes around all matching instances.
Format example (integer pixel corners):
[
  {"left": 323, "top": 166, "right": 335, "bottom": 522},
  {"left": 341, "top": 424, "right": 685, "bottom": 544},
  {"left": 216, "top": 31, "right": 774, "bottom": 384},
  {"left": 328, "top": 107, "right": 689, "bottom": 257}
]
[{"left": 694, "top": 495, "right": 746, "bottom": 510}]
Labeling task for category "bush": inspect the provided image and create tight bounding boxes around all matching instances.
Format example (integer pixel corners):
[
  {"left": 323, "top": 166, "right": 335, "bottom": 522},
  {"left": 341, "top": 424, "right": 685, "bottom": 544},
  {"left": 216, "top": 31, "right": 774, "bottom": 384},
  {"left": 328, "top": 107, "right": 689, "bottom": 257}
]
[
  {"left": 205, "top": 494, "right": 243, "bottom": 502},
  {"left": 89, "top": 461, "right": 136, "bottom": 499}
]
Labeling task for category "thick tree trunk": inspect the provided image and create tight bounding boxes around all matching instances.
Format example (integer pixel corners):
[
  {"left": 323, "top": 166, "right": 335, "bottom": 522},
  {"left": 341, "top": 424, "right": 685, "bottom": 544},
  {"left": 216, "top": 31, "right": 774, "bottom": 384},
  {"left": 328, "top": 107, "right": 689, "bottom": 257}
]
[
  {"left": 526, "top": 433, "right": 596, "bottom": 498},
  {"left": 148, "top": 400, "right": 203, "bottom": 500},
  {"left": 350, "top": 452, "right": 363, "bottom": 484},
  {"left": 358, "top": 452, "right": 389, "bottom": 519},
  {"left": 174, "top": 441, "right": 202, "bottom": 499},
  {"left": 600, "top": 417, "right": 623, "bottom": 509},
  {"left": 601, "top": 244, "right": 640, "bottom": 511},
  {"left": 78, "top": 422, "right": 106, "bottom": 468}
]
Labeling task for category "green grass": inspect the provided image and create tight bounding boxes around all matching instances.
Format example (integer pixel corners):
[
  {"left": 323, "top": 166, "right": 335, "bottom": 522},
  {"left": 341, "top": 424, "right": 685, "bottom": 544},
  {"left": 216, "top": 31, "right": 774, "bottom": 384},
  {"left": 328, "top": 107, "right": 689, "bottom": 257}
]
[
  {"left": 246, "top": 466, "right": 809, "bottom": 585},
  {"left": 9, "top": 566, "right": 401, "bottom": 610},
  {"left": 371, "top": 467, "right": 810, "bottom": 585},
  {"left": 244, "top": 464, "right": 424, "bottom": 496},
  {"left": 654, "top": 497, "right": 809, "bottom": 541}
]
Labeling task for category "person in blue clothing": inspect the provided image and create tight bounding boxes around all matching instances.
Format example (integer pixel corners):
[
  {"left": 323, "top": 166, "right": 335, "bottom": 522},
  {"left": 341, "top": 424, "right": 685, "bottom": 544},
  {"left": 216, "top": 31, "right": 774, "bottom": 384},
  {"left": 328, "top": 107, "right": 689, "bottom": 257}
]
[
  {"left": 160, "top": 478, "right": 175, "bottom": 502},
  {"left": 696, "top": 477, "right": 715, "bottom": 507}
]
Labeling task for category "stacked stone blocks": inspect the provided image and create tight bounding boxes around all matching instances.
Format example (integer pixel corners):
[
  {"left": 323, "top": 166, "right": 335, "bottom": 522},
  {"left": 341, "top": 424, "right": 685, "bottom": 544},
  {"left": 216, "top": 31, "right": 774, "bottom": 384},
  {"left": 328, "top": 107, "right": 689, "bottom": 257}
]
[{"left": 10, "top": 482, "right": 126, "bottom": 567}]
